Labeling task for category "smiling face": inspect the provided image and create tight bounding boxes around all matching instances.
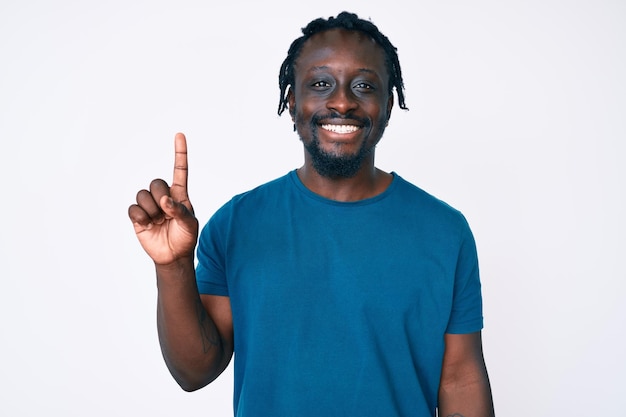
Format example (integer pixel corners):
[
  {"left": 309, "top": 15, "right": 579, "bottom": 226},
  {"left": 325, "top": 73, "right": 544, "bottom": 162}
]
[{"left": 288, "top": 28, "right": 394, "bottom": 178}]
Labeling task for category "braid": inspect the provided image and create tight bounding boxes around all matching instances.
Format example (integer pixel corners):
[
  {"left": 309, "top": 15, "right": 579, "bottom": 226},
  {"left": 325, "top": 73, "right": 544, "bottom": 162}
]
[{"left": 278, "top": 11, "right": 408, "bottom": 115}]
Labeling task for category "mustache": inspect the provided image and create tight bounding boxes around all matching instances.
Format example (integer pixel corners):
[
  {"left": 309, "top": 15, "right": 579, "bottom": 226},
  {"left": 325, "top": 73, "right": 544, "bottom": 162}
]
[{"left": 311, "top": 112, "right": 370, "bottom": 127}]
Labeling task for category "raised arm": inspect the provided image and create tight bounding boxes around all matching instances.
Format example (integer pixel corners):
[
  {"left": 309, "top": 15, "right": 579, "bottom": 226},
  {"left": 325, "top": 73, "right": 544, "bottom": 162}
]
[
  {"left": 128, "top": 133, "right": 233, "bottom": 391},
  {"left": 438, "top": 331, "right": 495, "bottom": 417}
]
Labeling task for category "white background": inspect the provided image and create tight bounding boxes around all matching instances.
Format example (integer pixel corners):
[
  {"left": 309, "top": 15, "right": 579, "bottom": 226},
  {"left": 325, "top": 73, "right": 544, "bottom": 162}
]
[{"left": 1, "top": 1, "right": 624, "bottom": 415}]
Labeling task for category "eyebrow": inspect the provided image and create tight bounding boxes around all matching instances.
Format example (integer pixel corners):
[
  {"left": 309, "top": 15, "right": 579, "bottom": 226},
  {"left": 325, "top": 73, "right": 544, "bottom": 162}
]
[{"left": 308, "top": 65, "right": 377, "bottom": 75}]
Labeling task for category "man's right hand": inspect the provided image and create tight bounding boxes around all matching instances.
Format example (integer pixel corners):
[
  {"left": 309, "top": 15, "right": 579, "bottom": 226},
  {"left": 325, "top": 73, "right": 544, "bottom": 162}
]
[{"left": 128, "top": 132, "right": 199, "bottom": 265}]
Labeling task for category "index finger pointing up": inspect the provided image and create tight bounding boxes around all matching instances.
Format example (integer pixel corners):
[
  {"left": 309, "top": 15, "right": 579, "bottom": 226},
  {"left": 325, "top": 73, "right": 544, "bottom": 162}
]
[{"left": 171, "top": 132, "right": 190, "bottom": 206}]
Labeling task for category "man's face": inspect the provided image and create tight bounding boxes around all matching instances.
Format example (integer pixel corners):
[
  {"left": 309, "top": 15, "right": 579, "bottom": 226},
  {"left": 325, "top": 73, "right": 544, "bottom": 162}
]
[{"left": 288, "top": 28, "right": 393, "bottom": 178}]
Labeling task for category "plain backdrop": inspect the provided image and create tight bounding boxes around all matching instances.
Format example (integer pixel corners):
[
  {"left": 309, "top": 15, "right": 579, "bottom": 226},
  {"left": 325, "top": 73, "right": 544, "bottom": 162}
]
[{"left": 1, "top": 1, "right": 624, "bottom": 415}]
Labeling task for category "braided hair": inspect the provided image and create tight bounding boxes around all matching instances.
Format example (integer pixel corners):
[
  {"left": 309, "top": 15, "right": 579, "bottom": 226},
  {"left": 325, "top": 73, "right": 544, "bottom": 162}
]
[{"left": 277, "top": 11, "right": 408, "bottom": 116}]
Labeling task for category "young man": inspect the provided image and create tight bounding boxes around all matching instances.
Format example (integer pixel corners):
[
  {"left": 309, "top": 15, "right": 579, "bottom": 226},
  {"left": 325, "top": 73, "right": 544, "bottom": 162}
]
[{"left": 129, "top": 11, "right": 495, "bottom": 417}]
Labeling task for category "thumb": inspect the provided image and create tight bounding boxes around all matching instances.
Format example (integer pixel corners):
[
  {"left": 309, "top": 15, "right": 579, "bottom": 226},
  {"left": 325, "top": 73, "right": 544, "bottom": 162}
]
[{"left": 160, "top": 195, "right": 194, "bottom": 223}]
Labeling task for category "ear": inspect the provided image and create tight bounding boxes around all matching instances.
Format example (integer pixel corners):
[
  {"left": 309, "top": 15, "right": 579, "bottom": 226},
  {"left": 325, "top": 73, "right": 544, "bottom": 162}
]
[{"left": 287, "top": 88, "right": 296, "bottom": 121}]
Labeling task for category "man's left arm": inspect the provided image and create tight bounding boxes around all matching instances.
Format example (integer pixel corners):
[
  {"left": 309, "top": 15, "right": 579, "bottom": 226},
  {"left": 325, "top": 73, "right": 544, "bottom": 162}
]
[{"left": 438, "top": 331, "right": 495, "bottom": 417}]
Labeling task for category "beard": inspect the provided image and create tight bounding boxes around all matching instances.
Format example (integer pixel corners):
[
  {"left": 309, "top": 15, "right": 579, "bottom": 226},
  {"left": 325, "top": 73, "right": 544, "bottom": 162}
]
[
  {"left": 303, "top": 135, "right": 373, "bottom": 178},
  {"left": 298, "top": 112, "right": 379, "bottom": 178}
]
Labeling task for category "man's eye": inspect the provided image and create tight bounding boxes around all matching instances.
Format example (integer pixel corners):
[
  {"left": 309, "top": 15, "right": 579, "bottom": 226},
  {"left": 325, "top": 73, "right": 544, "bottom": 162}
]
[
  {"left": 312, "top": 81, "right": 331, "bottom": 87},
  {"left": 355, "top": 82, "right": 373, "bottom": 90}
]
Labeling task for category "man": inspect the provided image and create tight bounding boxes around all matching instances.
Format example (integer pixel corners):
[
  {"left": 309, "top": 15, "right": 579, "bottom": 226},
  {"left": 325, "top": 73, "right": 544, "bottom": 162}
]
[{"left": 129, "top": 11, "right": 494, "bottom": 417}]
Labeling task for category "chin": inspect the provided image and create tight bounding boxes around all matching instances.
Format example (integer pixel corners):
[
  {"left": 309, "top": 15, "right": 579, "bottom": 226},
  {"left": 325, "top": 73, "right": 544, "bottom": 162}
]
[{"left": 306, "top": 141, "right": 374, "bottom": 178}]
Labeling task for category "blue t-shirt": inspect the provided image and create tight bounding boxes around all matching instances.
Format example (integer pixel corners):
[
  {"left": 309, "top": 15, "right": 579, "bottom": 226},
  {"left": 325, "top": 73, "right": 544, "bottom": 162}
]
[{"left": 196, "top": 170, "right": 483, "bottom": 416}]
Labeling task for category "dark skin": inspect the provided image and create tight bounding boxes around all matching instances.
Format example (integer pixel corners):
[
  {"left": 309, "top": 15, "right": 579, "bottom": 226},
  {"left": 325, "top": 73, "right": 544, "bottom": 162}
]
[
  {"left": 288, "top": 29, "right": 394, "bottom": 201},
  {"left": 128, "top": 133, "right": 233, "bottom": 391},
  {"left": 129, "top": 28, "right": 494, "bottom": 415}
]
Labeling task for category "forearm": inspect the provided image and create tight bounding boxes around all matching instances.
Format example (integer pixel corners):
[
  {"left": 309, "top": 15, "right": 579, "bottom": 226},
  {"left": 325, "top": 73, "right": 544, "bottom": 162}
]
[
  {"left": 155, "top": 258, "right": 227, "bottom": 391},
  {"left": 438, "top": 332, "right": 495, "bottom": 417},
  {"left": 437, "top": 365, "right": 494, "bottom": 417}
]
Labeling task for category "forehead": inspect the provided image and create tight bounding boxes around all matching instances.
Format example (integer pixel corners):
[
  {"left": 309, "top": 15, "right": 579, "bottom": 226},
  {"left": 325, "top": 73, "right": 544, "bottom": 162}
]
[{"left": 294, "top": 28, "right": 387, "bottom": 76}]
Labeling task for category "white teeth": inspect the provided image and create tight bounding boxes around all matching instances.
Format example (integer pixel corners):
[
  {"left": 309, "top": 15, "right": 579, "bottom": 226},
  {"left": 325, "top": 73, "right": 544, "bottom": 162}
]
[{"left": 321, "top": 124, "right": 360, "bottom": 134}]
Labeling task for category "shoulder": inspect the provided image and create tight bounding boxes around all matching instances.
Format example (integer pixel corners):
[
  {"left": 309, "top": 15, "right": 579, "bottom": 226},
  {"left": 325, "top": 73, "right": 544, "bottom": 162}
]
[
  {"left": 207, "top": 171, "right": 294, "bottom": 223},
  {"left": 231, "top": 172, "right": 293, "bottom": 204},
  {"left": 391, "top": 173, "right": 470, "bottom": 229}
]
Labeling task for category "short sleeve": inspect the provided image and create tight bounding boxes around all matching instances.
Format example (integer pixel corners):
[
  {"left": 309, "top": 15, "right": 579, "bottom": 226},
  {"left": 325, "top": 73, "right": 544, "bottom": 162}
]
[
  {"left": 445, "top": 222, "right": 484, "bottom": 334},
  {"left": 195, "top": 205, "right": 230, "bottom": 297}
]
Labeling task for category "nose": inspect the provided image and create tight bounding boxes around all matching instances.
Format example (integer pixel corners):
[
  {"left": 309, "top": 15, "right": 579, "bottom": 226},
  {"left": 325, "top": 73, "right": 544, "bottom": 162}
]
[{"left": 326, "top": 84, "right": 358, "bottom": 115}]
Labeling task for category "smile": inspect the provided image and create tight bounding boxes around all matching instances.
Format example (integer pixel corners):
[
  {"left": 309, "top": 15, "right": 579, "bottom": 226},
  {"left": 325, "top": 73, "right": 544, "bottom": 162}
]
[{"left": 320, "top": 124, "right": 361, "bottom": 134}]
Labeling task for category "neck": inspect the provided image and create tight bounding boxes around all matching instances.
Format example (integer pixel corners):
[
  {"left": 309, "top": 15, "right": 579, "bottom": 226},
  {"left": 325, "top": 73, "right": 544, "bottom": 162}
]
[{"left": 296, "top": 159, "right": 393, "bottom": 202}]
